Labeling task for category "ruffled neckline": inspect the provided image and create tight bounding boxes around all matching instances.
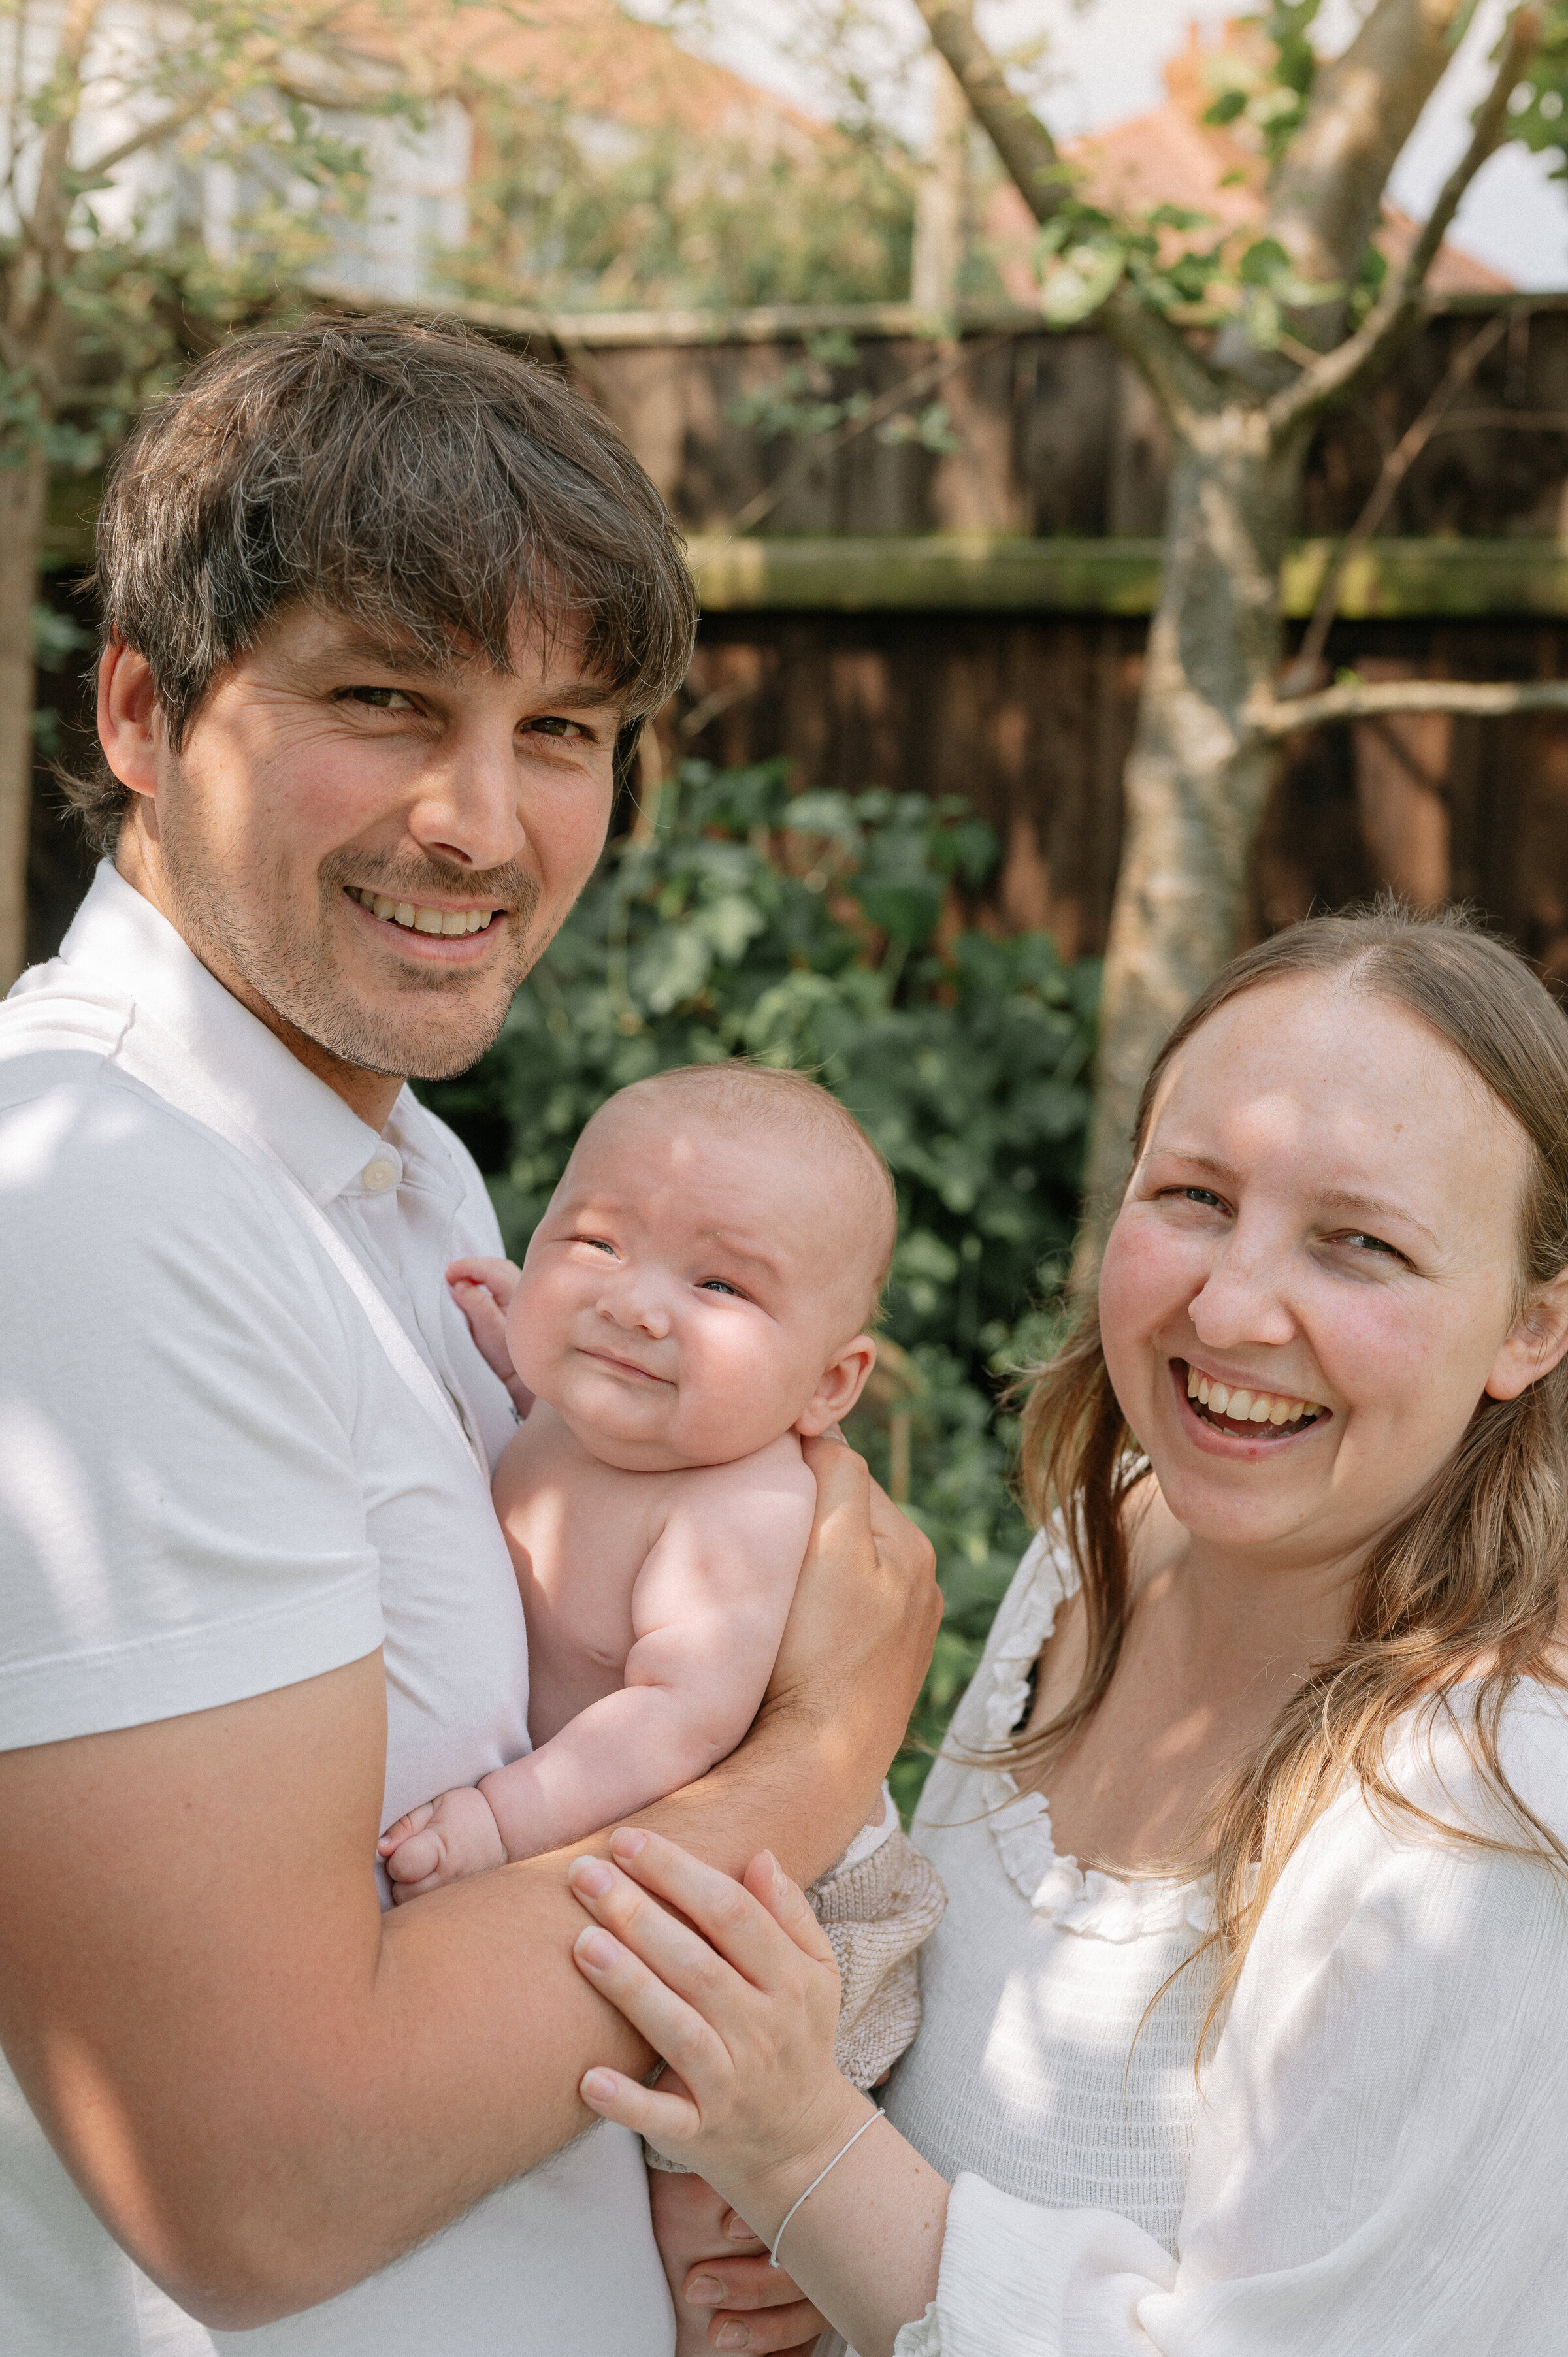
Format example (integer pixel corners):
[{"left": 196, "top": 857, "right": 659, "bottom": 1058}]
[{"left": 975, "top": 1531, "right": 1214, "bottom": 1945}]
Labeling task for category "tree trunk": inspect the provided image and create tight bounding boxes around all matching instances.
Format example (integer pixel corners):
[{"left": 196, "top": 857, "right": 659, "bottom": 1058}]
[
  {"left": 1081, "top": 407, "right": 1309, "bottom": 1237},
  {"left": 0, "top": 447, "right": 46, "bottom": 990}
]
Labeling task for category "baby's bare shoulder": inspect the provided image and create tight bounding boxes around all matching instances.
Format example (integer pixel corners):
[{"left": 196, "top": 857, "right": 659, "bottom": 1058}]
[{"left": 678, "top": 1431, "right": 816, "bottom": 1510}]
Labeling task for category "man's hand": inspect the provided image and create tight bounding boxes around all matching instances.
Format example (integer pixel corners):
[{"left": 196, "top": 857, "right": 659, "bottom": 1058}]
[
  {"left": 649, "top": 2168, "right": 826, "bottom": 2356},
  {"left": 378, "top": 1784, "right": 506, "bottom": 1899},
  {"left": 749, "top": 1437, "right": 940, "bottom": 1882}
]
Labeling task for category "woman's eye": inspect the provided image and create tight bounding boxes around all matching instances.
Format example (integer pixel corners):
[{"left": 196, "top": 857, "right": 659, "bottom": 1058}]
[
  {"left": 1341, "top": 1232, "right": 1401, "bottom": 1260},
  {"left": 1162, "top": 1186, "right": 1226, "bottom": 1211},
  {"left": 342, "top": 685, "right": 414, "bottom": 711}
]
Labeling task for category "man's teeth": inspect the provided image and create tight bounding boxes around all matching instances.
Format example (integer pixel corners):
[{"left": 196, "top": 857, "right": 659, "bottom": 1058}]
[
  {"left": 348, "top": 886, "right": 495, "bottom": 936},
  {"left": 1185, "top": 1365, "right": 1322, "bottom": 1425}
]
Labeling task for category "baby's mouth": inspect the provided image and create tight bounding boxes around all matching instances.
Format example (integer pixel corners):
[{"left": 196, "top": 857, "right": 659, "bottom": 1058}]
[{"left": 1178, "top": 1360, "right": 1329, "bottom": 1439}]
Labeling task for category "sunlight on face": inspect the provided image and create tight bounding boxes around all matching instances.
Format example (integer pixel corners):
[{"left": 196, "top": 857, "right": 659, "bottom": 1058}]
[
  {"left": 1098, "top": 973, "right": 1540, "bottom": 1578},
  {"left": 144, "top": 602, "right": 620, "bottom": 1084},
  {"left": 506, "top": 1100, "right": 880, "bottom": 1472}
]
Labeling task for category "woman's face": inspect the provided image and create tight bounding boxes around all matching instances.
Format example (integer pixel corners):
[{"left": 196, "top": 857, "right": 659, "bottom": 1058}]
[{"left": 1100, "top": 972, "right": 1567, "bottom": 1576}]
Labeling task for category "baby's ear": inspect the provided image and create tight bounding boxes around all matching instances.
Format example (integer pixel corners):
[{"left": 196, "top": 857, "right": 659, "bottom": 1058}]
[{"left": 795, "top": 1335, "right": 878, "bottom": 1436}]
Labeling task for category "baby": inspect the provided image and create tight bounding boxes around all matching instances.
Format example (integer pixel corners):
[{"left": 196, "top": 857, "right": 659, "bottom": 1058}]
[
  {"left": 378, "top": 1064, "right": 946, "bottom": 2350},
  {"left": 380, "top": 1062, "right": 901, "bottom": 1881}
]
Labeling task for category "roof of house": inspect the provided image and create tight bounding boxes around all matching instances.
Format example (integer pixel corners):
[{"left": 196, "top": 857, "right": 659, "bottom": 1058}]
[{"left": 982, "top": 17, "right": 1511, "bottom": 301}]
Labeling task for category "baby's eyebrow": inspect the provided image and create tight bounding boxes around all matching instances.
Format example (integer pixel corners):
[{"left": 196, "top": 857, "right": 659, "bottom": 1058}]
[{"left": 701, "top": 1231, "right": 785, "bottom": 1282}]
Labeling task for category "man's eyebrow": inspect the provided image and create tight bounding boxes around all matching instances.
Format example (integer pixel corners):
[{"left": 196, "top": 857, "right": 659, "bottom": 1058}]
[{"left": 310, "top": 634, "right": 622, "bottom": 708}]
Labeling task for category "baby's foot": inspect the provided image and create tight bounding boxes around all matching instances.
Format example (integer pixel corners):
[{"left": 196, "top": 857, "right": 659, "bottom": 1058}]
[{"left": 378, "top": 1785, "right": 507, "bottom": 1901}]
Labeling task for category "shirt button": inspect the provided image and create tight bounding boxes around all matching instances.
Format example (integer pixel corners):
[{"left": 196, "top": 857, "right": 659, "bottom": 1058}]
[{"left": 360, "top": 1158, "right": 399, "bottom": 1193}]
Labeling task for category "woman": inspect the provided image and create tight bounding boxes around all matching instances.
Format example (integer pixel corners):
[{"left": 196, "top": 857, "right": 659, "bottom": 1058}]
[{"left": 564, "top": 905, "right": 1568, "bottom": 2356}]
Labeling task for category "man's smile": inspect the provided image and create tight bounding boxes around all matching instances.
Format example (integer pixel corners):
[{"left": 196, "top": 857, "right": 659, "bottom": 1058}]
[{"left": 344, "top": 884, "right": 502, "bottom": 937}]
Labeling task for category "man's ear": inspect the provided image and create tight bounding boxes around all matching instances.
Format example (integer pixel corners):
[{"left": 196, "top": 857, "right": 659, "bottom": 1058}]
[
  {"left": 97, "top": 638, "right": 162, "bottom": 798},
  {"left": 1486, "top": 1269, "right": 1568, "bottom": 1400},
  {"left": 795, "top": 1335, "right": 878, "bottom": 1437}
]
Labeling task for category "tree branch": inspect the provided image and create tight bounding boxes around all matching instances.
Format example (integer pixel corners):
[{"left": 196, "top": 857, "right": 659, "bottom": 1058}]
[
  {"left": 1280, "top": 304, "right": 1514, "bottom": 689},
  {"left": 1265, "top": 4, "right": 1541, "bottom": 440},
  {"left": 725, "top": 331, "right": 1017, "bottom": 536},
  {"left": 910, "top": 0, "right": 1222, "bottom": 428},
  {"left": 1249, "top": 675, "right": 1568, "bottom": 734}
]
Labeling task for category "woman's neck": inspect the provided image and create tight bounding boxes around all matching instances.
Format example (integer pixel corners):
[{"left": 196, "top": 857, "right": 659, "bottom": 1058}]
[{"left": 1019, "top": 1493, "right": 1361, "bottom": 1879}]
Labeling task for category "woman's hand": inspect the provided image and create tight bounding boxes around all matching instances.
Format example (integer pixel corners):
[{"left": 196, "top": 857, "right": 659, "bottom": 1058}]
[{"left": 568, "top": 1828, "right": 866, "bottom": 2226}]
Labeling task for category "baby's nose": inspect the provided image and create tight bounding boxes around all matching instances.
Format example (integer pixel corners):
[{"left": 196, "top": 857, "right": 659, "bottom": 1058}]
[{"left": 600, "top": 1275, "right": 671, "bottom": 1336}]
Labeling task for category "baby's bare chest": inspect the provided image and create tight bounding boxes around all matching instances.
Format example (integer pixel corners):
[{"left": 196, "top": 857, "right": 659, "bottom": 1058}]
[{"left": 493, "top": 1431, "right": 661, "bottom": 1668}]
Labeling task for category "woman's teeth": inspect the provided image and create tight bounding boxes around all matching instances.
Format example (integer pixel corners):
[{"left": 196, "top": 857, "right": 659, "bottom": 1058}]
[
  {"left": 348, "top": 886, "right": 495, "bottom": 936},
  {"left": 1185, "top": 1364, "right": 1324, "bottom": 1427}
]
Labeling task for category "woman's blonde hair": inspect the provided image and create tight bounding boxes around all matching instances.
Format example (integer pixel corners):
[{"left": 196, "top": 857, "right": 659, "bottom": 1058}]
[{"left": 1013, "top": 903, "right": 1568, "bottom": 2047}]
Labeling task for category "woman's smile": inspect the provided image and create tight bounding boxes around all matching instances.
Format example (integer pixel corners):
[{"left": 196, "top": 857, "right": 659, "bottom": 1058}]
[{"left": 1170, "top": 1357, "right": 1331, "bottom": 1450}]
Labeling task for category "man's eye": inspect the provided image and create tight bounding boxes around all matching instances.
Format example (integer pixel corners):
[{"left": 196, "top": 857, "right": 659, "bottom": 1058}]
[
  {"left": 531, "top": 715, "right": 586, "bottom": 739},
  {"left": 342, "top": 685, "right": 414, "bottom": 711}
]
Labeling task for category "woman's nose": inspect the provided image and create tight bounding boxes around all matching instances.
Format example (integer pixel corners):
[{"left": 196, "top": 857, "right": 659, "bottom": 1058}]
[{"left": 1188, "top": 1234, "right": 1298, "bottom": 1352}]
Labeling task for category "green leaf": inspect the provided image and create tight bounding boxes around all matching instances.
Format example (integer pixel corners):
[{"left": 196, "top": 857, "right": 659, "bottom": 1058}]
[{"left": 1039, "top": 235, "right": 1126, "bottom": 327}]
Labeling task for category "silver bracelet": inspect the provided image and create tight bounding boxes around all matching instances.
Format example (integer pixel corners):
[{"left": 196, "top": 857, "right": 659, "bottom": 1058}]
[{"left": 769, "top": 2109, "right": 885, "bottom": 2269}]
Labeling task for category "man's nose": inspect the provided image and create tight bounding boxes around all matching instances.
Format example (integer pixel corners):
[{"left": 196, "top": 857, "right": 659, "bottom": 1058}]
[
  {"left": 1188, "top": 1227, "right": 1298, "bottom": 1352},
  {"left": 405, "top": 730, "right": 527, "bottom": 872}
]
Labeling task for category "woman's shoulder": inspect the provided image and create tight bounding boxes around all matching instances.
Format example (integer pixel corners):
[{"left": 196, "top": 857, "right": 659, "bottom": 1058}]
[{"left": 1264, "top": 1678, "right": 1568, "bottom": 1942}]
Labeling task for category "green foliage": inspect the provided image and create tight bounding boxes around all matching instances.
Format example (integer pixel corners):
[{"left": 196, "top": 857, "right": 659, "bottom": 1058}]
[
  {"left": 1505, "top": 6, "right": 1568, "bottom": 177},
  {"left": 1203, "top": 5, "right": 1321, "bottom": 167},
  {"left": 421, "top": 758, "right": 1098, "bottom": 1800},
  {"left": 446, "top": 93, "right": 915, "bottom": 312}
]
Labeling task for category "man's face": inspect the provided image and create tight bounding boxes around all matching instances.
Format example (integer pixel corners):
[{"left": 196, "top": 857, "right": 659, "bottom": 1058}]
[{"left": 109, "top": 601, "right": 623, "bottom": 1089}]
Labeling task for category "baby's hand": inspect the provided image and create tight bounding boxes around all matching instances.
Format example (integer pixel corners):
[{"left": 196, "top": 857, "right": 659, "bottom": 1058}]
[
  {"left": 378, "top": 1785, "right": 507, "bottom": 1902},
  {"left": 447, "top": 1255, "right": 533, "bottom": 1417}
]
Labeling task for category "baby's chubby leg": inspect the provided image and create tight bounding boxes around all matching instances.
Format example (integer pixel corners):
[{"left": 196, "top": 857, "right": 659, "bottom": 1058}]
[
  {"left": 649, "top": 2168, "right": 825, "bottom": 2356},
  {"left": 377, "top": 1785, "right": 506, "bottom": 1902}
]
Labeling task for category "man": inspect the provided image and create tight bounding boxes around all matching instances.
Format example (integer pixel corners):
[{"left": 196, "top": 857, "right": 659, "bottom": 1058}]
[{"left": 0, "top": 318, "right": 938, "bottom": 2356}]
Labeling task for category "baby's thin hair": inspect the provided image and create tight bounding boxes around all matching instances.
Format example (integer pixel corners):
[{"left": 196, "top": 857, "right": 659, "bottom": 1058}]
[{"left": 601, "top": 1061, "right": 898, "bottom": 1318}]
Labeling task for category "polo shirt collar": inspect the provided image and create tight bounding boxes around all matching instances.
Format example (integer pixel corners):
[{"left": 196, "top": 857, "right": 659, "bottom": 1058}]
[{"left": 60, "top": 862, "right": 397, "bottom": 1209}]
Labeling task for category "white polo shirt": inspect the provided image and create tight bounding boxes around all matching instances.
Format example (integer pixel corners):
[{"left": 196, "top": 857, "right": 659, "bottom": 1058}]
[{"left": 0, "top": 865, "right": 674, "bottom": 2357}]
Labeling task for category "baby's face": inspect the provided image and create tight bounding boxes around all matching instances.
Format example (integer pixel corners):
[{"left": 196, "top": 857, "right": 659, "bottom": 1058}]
[{"left": 506, "top": 1100, "right": 875, "bottom": 1471}]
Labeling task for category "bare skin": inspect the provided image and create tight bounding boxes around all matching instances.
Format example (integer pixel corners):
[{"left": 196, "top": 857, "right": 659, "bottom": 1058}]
[
  {"left": 0, "top": 606, "right": 941, "bottom": 2330},
  {"left": 380, "top": 1101, "right": 883, "bottom": 1896},
  {"left": 566, "top": 973, "right": 1568, "bottom": 2354}
]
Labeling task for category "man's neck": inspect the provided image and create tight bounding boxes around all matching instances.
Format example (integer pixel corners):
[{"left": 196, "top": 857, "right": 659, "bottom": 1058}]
[{"left": 114, "top": 841, "right": 406, "bottom": 1131}]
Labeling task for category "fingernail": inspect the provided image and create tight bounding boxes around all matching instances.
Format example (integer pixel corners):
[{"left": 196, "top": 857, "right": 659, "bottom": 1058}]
[
  {"left": 580, "top": 2069, "right": 618, "bottom": 2104},
  {"left": 570, "top": 1857, "right": 613, "bottom": 1898},
  {"left": 575, "top": 1928, "right": 619, "bottom": 1969},
  {"left": 725, "top": 2211, "right": 757, "bottom": 2242},
  {"left": 610, "top": 1827, "right": 647, "bottom": 1860},
  {"left": 686, "top": 2276, "right": 725, "bottom": 2307},
  {"left": 714, "top": 2327, "right": 749, "bottom": 2351}
]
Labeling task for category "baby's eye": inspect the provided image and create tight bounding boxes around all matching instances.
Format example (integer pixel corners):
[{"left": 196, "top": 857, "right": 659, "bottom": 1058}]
[{"left": 698, "top": 1278, "right": 742, "bottom": 1297}]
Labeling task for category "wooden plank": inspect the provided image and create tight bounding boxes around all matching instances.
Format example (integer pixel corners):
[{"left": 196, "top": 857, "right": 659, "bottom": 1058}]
[{"left": 689, "top": 534, "right": 1568, "bottom": 617}]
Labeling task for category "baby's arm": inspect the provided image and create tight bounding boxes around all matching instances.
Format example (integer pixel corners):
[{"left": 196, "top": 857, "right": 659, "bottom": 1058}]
[
  {"left": 478, "top": 1461, "right": 815, "bottom": 1865},
  {"left": 447, "top": 1254, "right": 534, "bottom": 1418}
]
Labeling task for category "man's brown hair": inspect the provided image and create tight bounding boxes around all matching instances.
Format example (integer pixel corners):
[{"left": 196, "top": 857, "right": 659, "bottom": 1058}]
[{"left": 69, "top": 314, "right": 698, "bottom": 853}]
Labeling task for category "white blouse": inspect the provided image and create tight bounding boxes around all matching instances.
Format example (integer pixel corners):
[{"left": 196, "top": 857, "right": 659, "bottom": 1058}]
[{"left": 877, "top": 1531, "right": 1568, "bottom": 2356}]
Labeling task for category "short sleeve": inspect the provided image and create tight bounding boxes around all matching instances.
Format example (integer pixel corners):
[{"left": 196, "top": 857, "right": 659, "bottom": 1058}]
[
  {"left": 904, "top": 1695, "right": 1568, "bottom": 2354},
  {"left": 0, "top": 1067, "right": 384, "bottom": 1747}
]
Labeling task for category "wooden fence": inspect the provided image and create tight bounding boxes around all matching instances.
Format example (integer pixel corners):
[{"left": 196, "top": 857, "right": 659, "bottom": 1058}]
[{"left": 29, "top": 293, "right": 1568, "bottom": 971}]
